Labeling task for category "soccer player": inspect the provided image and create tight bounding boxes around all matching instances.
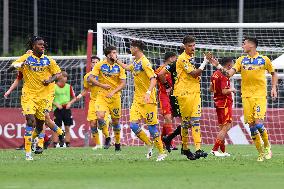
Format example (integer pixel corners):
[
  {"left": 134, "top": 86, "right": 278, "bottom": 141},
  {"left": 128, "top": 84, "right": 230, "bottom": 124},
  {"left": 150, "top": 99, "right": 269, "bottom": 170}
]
[
  {"left": 173, "top": 35, "right": 208, "bottom": 160},
  {"left": 88, "top": 46, "right": 126, "bottom": 151},
  {"left": 155, "top": 52, "right": 179, "bottom": 150},
  {"left": 116, "top": 40, "right": 167, "bottom": 161},
  {"left": 209, "top": 57, "right": 235, "bottom": 157},
  {"left": 206, "top": 37, "right": 278, "bottom": 161},
  {"left": 68, "top": 55, "right": 105, "bottom": 150},
  {"left": 10, "top": 36, "right": 62, "bottom": 160},
  {"left": 52, "top": 71, "right": 76, "bottom": 147}
]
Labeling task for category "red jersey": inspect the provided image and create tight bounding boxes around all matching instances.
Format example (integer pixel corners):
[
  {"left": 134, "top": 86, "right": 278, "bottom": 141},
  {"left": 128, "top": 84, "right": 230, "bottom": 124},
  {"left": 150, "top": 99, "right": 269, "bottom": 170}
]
[
  {"left": 155, "top": 65, "right": 173, "bottom": 95},
  {"left": 211, "top": 70, "right": 233, "bottom": 108}
]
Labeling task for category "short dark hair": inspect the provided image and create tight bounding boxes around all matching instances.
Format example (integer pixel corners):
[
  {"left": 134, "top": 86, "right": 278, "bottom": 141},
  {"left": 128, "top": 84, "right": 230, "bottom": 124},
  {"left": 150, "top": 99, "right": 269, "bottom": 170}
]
[
  {"left": 130, "top": 40, "right": 145, "bottom": 51},
  {"left": 103, "top": 46, "right": 116, "bottom": 56},
  {"left": 178, "top": 45, "right": 185, "bottom": 54},
  {"left": 27, "top": 35, "right": 46, "bottom": 50},
  {"left": 244, "top": 37, "right": 258, "bottom": 47},
  {"left": 182, "top": 35, "right": 195, "bottom": 44},
  {"left": 61, "top": 71, "right": 68, "bottom": 78},
  {"left": 164, "top": 52, "right": 176, "bottom": 61},
  {"left": 91, "top": 55, "right": 100, "bottom": 61},
  {"left": 220, "top": 57, "right": 233, "bottom": 66}
]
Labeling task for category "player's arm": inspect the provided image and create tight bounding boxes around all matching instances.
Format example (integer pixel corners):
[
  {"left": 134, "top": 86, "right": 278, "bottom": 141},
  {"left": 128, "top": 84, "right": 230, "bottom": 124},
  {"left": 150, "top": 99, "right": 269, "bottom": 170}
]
[
  {"left": 265, "top": 56, "right": 278, "bottom": 100},
  {"left": 157, "top": 66, "right": 172, "bottom": 95},
  {"left": 222, "top": 88, "right": 236, "bottom": 95},
  {"left": 4, "top": 71, "right": 23, "bottom": 99},
  {"left": 8, "top": 54, "right": 29, "bottom": 72},
  {"left": 67, "top": 88, "right": 88, "bottom": 107},
  {"left": 115, "top": 59, "right": 133, "bottom": 71},
  {"left": 43, "top": 58, "right": 62, "bottom": 86},
  {"left": 205, "top": 53, "right": 236, "bottom": 77},
  {"left": 66, "top": 85, "right": 77, "bottom": 109},
  {"left": 187, "top": 56, "right": 209, "bottom": 78},
  {"left": 106, "top": 79, "right": 126, "bottom": 98},
  {"left": 88, "top": 75, "right": 111, "bottom": 90},
  {"left": 143, "top": 61, "right": 157, "bottom": 103},
  {"left": 209, "top": 83, "right": 213, "bottom": 93}
]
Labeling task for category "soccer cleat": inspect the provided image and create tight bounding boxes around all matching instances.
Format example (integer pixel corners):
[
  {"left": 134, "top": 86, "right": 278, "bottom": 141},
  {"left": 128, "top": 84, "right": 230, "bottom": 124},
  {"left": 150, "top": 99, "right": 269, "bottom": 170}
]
[
  {"left": 222, "top": 152, "right": 231, "bottom": 157},
  {"left": 34, "top": 146, "right": 43, "bottom": 154},
  {"left": 162, "top": 136, "right": 172, "bottom": 153},
  {"left": 257, "top": 153, "right": 264, "bottom": 162},
  {"left": 264, "top": 147, "right": 272, "bottom": 160},
  {"left": 183, "top": 149, "right": 196, "bottom": 160},
  {"left": 104, "top": 137, "right": 111, "bottom": 149},
  {"left": 146, "top": 145, "right": 153, "bottom": 159},
  {"left": 171, "top": 146, "right": 178, "bottom": 151},
  {"left": 195, "top": 149, "right": 208, "bottom": 159},
  {"left": 43, "top": 138, "right": 51, "bottom": 149},
  {"left": 115, "top": 143, "right": 121, "bottom": 151},
  {"left": 156, "top": 153, "right": 167, "bottom": 162},
  {"left": 210, "top": 150, "right": 225, "bottom": 157},
  {"left": 92, "top": 145, "right": 103, "bottom": 150},
  {"left": 25, "top": 153, "right": 33, "bottom": 161}
]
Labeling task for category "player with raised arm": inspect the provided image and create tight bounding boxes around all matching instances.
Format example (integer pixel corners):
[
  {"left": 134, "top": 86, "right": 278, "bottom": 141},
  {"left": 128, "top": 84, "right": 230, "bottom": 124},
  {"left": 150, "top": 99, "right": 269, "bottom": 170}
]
[
  {"left": 209, "top": 57, "right": 235, "bottom": 157},
  {"left": 173, "top": 35, "right": 208, "bottom": 160},
  {"left": 88, "top": 46, "right": 126, "bottom": 151},
  {"left": 116, "top": 40, "right": 167, "bottom": 161},
  {"left": 68, "top": 55, "right": 105, "bottom": 150},
  {"left": 9, "top": 36, "right": 62, "bottom": 160},
  {"left": 206, "top": 37, "right": 278, "bottom": 161}
]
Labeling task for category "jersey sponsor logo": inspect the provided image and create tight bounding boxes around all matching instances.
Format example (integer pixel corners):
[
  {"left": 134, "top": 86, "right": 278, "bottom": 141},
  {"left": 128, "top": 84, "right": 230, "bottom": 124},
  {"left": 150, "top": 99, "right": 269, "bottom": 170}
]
[
  {"left": 101, "top": 64, "right": 120, "bottom": 77},
  {"left": 133, "top": 61, "right": 143, "bottom": 75}
]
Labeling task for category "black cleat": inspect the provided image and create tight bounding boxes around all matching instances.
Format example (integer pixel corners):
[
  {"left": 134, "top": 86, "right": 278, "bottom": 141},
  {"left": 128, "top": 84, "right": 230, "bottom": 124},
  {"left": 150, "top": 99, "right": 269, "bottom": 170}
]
[
  {"left": 180, "top": 144, "right": 185, "bottom": 155},
  {"left": 183, "top": 149, "right": 196, "bottom": 160},
  {"left": 58, "top": 131, "right": 65, "bottom": 147},
  {"left": 104, "top": 137, "right": 111, "bottom": 149},
  {"left": 171, "top": 146, "right": 178, "bottom": 151},
  {"left": 195, "top": 149, "right": 208, "bottom": 159},
  {"left": 115, "top": 143, "right": 121, "bottom": 151},
  {"left": 34, "top": 146, "right": 43, "bottom": 154},
  {"left": 43, "top": 138, "right": 51, "bottom": 149},
  {"left": 162, "top": 136, "right": 172, "bottom": 153}
]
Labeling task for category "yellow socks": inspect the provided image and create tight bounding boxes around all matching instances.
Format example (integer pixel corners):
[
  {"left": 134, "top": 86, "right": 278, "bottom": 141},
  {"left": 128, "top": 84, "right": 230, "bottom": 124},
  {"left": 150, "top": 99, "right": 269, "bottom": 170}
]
[
  {"left": 181, "top": 126, "right": 189, "bottom": 150},
  {"left": 153, "top": 136, "right": 164, "bottom": 154},
  {"left": 113, "top": 124, "right": 121, "bottom": 144},
  {"left": 137, "top": 130, "right": 152, "bottom": 146},
  {"left": 192, "top": 126, "right": 201, "bottom": 151}
]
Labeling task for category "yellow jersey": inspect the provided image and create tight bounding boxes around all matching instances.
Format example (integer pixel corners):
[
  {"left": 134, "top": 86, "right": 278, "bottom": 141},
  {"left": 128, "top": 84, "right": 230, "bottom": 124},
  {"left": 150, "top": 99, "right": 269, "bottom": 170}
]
[
  {"left": 233, "top": 52, "right": 274, "bottom": 98},
  {"left": 12, "top": 53, "right": 61, "bottom": 96},
  {"left": 173, "top": 51, "right": 200, "bottom": 96},
  {"left": 90, "top": 59, "right": 126, "bottom": 97},
  {"left": 129, "top": 55, "right": 157, "bottom": 104},
  {"left": 84, "top": 72, "right": 99, "bottom": 100}
]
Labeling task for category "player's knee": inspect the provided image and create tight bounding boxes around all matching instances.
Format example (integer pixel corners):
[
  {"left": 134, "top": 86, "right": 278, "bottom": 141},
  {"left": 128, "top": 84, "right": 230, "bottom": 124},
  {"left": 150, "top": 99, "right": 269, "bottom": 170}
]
[
  {"left": 26, "top": 115, "right": 36, "bottom": 127},
  {"left": 190, "top": 117, "right": 200, "bottom": 127},
  {"left": 255, "top": 123, "right": 265, "bottom": 133},
  {"left": 97, "top": 119, "right": 106, "bottom": 129},
  {"left": 91, "top": 127, "right": 98, "bottom": 134},
  {"left": 112, "top": 118, "right": 119, "bottom": 126},
  {"left": 112, "top": 124, "right": 121, "bottom": 131},
  {"left": 130, "top": 122, "right": 141, "bottom": 134},
  {"left": 249, "top": 126, "right": 258, "bottom": 139},
  {"left": 25, "top": 126, "right": 33, "bottom": 136},
  {"left": 148, "top": 124, "right": 159, "bottom": 138},
  {"left": 182, "top": 121, "right": 190, "bottom": 129},
  {"left": 38, "top": 133, "right": 45, "bottom": 139}
]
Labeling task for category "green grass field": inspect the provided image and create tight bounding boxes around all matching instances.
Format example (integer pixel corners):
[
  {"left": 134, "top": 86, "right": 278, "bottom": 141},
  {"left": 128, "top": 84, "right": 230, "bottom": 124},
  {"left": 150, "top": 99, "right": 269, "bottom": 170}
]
[{"left": 0, "top": 145, "right": 284, "bottom": 189}]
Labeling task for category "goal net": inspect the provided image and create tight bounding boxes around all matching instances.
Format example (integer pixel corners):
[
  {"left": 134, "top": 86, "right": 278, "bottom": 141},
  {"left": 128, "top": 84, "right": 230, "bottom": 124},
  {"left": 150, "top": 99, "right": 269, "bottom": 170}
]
[{"left": 96, "top": 23, "right": 284, "bottom": 146}]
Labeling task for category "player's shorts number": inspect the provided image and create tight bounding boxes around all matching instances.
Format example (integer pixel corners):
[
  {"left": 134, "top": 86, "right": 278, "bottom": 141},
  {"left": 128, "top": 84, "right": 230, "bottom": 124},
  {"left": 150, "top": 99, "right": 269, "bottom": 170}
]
[{"left": 146, "top": 112, "right": 154, "bottom": 122}]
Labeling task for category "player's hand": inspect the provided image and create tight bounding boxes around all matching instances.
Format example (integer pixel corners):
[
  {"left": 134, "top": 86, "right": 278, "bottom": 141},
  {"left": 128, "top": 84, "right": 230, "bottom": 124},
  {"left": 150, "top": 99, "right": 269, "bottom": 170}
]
[
  {"left": 101, "top": 84, "right": 111, "bottom": 90},
  {"left": 26, "top": 50, "right": 33, "bottom": 54},
  {"left": 204, "top": 52, "right": 219, "bottom": 67},
  {"left": 7, "top": 62, "right": 24, "bottom": 72},
  {"left": 271, "top": 87, "right": 277, "bottom": 101},
  {"left": 4, "top": 91, "right": 11, "bottom": 99},
  {"left": 42, "top": 79, "right": 51, "bottom": 86},
  {"left": 57, "top": 104, "right": 63, "bottom": 110},
  {"left": 66, "top": 103, "right": 72, "bottom": 109},
  {"left": 231, "top": 87, "right": 237, "bottom": 94},
  {"left": 106, "top": 91, "right": 115, "bottom": 98},
  {"left": 144, "top": 93, "right": 151, "bottom": 104}
]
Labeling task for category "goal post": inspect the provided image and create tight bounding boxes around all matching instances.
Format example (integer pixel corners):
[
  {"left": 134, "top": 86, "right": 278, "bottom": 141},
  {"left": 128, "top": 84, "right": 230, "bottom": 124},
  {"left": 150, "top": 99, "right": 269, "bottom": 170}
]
[{"left": 96, "top": 23, "right": 284, "bottom": 145}]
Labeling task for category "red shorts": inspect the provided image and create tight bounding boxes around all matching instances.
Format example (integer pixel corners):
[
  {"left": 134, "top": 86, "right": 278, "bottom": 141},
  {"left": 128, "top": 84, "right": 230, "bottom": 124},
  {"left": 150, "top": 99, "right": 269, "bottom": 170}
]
[
  {"left": 216, "top": 101, "right": 232, "bottom": 125},
  {"left": 159, "top": 94, "right": 172, "bottom": 116}
]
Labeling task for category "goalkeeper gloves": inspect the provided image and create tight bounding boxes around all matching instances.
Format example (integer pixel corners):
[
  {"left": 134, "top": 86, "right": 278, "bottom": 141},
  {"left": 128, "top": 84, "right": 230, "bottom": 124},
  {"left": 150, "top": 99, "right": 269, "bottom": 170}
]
[{"left": 199, "top": 56, "right": 209, "bottom": 71}]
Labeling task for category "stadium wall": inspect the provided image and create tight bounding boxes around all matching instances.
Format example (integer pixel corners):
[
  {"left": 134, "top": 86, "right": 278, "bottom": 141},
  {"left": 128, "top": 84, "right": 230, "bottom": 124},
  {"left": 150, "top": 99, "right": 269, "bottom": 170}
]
[{"left": 0, "top": 108, "right": 283, "bottom": 149}]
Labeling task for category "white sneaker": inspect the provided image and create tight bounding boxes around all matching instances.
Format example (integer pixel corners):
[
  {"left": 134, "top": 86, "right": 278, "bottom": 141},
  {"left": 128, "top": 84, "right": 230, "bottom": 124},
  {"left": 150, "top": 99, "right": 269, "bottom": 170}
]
[
  {"left": 92, "top": 145, "right": 103, "bottom": 150},
  {"left": 146, "top": 145, "right": 153, "bottom": 159},
  {"left": 25, "top": 153, "right": 33, "bottom": 161},
  {"left": 156, "top": 153, "right": 167, "bottom": 162},
  {"left": 210, "top": 150, "right": 225, "bottom": 157},
  {"left": 222, "top": 152, "right": 231, "bottom": 157}
]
